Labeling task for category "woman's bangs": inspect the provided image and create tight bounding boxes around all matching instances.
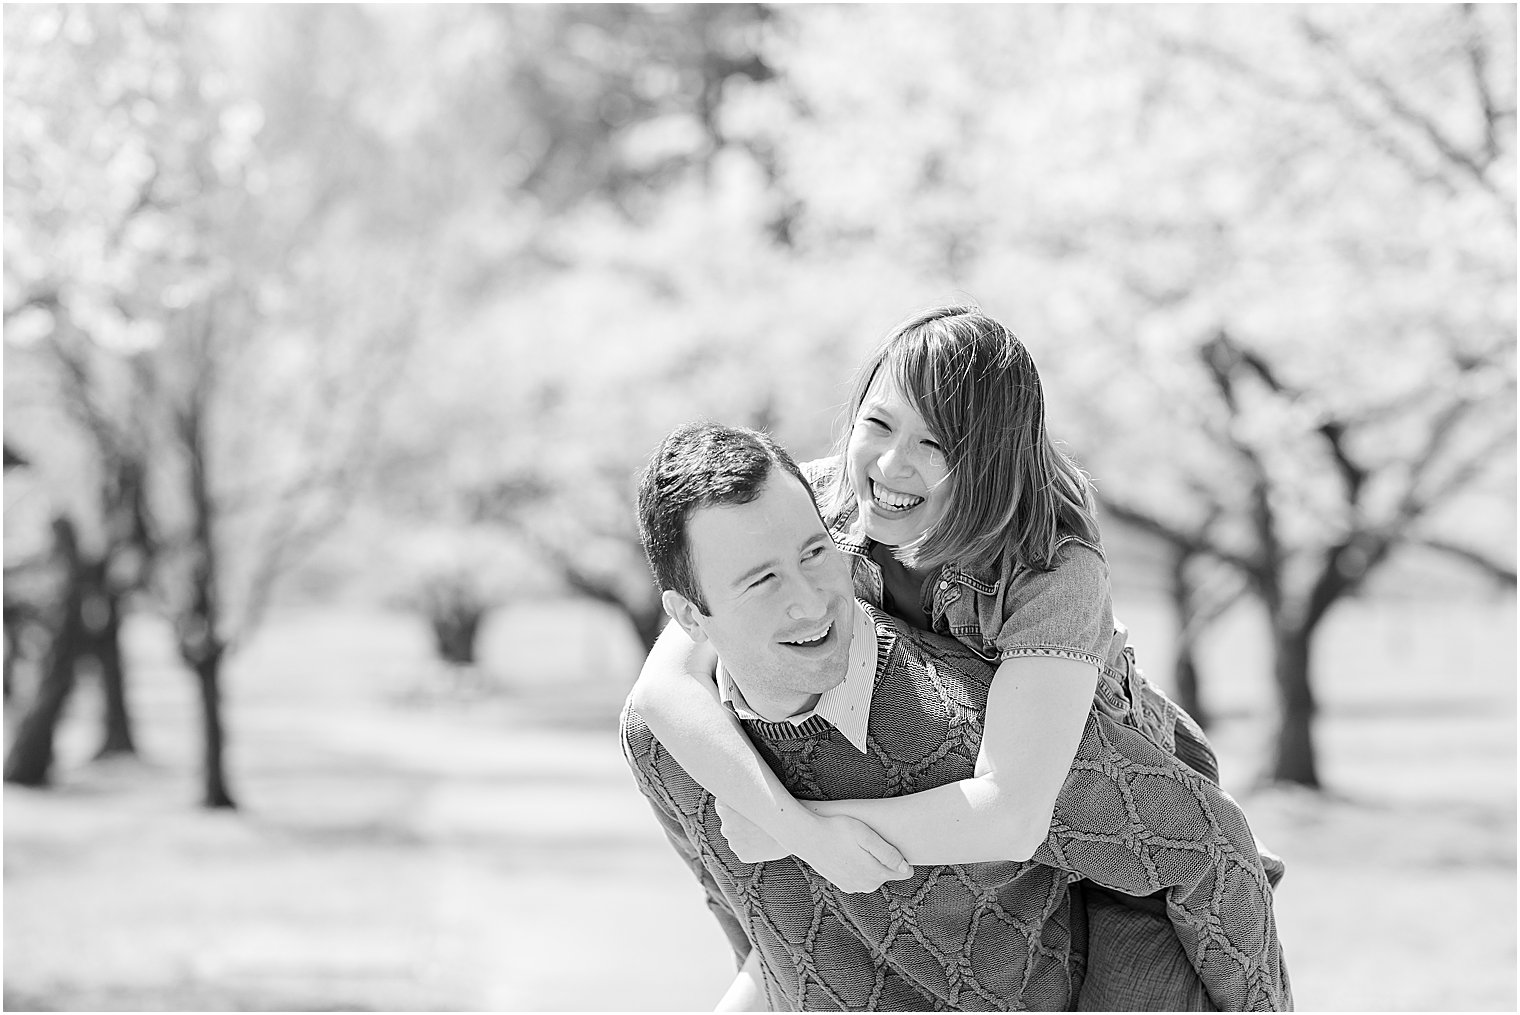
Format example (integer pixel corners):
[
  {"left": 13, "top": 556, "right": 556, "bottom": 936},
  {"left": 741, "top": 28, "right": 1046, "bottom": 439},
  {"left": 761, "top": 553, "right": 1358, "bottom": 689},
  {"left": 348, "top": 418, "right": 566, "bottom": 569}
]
[{"left": 889, "top": 336, "right": 958, "bottom": 452}]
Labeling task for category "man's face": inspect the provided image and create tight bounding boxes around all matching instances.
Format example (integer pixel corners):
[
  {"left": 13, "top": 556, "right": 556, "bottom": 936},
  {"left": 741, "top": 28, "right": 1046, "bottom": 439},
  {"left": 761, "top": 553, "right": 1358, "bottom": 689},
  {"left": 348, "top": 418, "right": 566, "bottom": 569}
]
[{"left": 665, "top": 471, "right": 856, "bottom": 720}]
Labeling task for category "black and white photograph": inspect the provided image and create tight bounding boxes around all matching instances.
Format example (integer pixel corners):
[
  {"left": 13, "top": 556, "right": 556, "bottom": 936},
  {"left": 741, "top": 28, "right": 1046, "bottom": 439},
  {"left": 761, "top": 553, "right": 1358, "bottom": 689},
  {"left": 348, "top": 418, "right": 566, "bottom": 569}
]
[{"left": 4, "top": 4, "right": 1515, "bottom": 1012}]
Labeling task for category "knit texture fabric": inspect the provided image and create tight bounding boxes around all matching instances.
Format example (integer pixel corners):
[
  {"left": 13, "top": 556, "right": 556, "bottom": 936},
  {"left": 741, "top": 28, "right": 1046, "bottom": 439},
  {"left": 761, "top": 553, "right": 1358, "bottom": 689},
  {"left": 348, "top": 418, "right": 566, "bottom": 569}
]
[{"left": 622, "top": 605, "right": 1290, "bottom": 1011}]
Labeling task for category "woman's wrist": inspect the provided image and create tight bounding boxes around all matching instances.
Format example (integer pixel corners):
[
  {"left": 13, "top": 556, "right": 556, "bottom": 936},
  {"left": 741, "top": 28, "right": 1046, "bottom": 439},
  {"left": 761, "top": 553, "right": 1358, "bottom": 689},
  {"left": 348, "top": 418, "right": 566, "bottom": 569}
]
[
  {"left": 768, "top": 800, "right": 824, "bottom": 847},
  {"left": 778, "top": 801, "right": 854, "bottom": 854},
  {"left": 798, "top": 799, "right": 832, "bottom": 820}
]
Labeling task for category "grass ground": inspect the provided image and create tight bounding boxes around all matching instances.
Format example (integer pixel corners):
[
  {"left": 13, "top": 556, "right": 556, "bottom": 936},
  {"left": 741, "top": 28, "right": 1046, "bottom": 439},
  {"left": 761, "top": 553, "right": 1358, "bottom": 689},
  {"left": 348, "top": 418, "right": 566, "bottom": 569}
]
[{"left": 4, "top": 594, "right": 1515, "bottom": 1012}]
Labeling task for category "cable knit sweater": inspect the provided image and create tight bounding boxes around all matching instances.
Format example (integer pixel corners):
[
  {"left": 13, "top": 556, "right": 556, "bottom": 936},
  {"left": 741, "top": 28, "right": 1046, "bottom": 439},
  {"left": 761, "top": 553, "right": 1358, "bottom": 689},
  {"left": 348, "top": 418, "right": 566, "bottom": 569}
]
[{"left": 621, "top": 603, "right": 1290, "bottom": 1011}]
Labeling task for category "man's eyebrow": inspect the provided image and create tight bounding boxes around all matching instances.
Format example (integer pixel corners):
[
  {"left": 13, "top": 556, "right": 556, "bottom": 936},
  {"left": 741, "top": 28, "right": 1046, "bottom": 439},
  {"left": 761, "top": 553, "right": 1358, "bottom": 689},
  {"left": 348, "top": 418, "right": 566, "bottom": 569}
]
[
  {"left": 730, "top": 556, "right": 780, "bottom": 589},
  {"left": 728, "top": 531, "right": 828, "bottom": 589}
]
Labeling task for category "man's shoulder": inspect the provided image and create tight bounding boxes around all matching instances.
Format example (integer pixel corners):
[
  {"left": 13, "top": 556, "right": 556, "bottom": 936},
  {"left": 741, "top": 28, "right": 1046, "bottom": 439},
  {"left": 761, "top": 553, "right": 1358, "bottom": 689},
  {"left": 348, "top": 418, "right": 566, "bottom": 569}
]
[
  {"left": 862, "top": 601, "right": 997, "bottom": 686},
  {"left": 857, "top": 605, "right": 997, "bottom": 763},
  {"left": 618, "top": 699, "right": 661, "bottom": 773},
  {"left": 618, "top": 696, "right": 649, "bottom": 738},
  {"left": 619, "top": 700, "right": 710, "bottom": 807}
]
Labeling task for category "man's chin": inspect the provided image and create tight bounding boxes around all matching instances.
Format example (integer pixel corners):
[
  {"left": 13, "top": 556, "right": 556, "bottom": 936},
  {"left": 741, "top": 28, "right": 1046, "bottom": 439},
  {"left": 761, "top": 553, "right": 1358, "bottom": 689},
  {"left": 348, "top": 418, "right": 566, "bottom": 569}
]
[{"left": 809, "top": 642, "right": 854, "bottom": 693}]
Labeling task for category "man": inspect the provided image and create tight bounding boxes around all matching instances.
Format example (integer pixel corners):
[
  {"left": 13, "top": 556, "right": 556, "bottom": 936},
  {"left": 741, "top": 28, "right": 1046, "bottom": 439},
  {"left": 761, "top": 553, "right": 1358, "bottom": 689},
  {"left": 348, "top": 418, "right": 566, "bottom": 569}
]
[{"left": 621, "top": 421, "right": 1289, "bottom": 1011}]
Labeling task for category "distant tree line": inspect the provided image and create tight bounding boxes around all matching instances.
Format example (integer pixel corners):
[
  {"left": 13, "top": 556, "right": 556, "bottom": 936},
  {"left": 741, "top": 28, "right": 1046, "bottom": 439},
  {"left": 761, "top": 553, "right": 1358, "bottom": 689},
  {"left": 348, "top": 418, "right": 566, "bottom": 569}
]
[{"left": 3, "top": 4, "right": 1512, "bottom": 806}]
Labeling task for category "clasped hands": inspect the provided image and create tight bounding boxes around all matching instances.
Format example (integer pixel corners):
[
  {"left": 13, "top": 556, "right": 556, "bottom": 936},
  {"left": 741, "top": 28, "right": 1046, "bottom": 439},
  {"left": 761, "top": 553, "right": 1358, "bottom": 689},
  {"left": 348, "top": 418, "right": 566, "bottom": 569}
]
[{"left": 715, "top": 799, "right": 914, "bottom": 894}]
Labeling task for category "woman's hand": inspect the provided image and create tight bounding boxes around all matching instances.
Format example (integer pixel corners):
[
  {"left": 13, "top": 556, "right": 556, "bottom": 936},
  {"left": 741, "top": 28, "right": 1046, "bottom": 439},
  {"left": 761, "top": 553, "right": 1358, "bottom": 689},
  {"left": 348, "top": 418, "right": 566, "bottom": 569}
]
[
  {"left": 717, "top": 800, "right": 788, "bottom": 862},
  {"left": 718, "top": 799, "right": 913, "bottom": 893},
  {"left": 793, "top": 812, "right": 915, "bottom": 894}
]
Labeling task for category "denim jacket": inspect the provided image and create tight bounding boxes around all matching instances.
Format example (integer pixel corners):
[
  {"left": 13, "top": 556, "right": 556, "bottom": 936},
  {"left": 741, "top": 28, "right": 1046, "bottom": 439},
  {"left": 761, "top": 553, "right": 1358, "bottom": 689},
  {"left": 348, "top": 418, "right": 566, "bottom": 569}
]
[{"left": 803, "top": 456, "right": 1181, "bottom": 756}]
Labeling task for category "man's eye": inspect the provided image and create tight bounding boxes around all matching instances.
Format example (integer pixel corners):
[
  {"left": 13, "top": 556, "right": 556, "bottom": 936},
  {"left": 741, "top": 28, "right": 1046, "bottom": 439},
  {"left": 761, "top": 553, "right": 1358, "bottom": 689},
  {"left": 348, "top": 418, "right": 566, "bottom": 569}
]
[
  {"left": 803, "top": 545, "right": 827, "bottom": 561},
  {"left": 748, "top": 574, "right": 775, "bottom": 590}
]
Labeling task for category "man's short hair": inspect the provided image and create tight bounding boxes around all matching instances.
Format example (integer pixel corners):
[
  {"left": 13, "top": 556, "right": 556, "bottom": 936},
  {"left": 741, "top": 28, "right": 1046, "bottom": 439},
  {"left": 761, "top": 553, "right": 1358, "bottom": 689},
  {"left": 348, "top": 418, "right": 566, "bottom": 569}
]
[{"left": 636, "top": 421, "right": 816, "bottom": 615}]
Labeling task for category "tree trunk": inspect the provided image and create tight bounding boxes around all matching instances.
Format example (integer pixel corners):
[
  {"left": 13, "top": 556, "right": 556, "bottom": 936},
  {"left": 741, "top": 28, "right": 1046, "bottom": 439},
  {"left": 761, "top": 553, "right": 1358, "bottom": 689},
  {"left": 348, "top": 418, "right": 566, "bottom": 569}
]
[
  {"left": 429, "top": 600, "right": 483, "bottom": 666},
  {"left": 3, "top": 634, "right": 80, "bottom": 786},
  {"left": 3, "top": 519, "right": 85, "bottom": 786},
  {"left": 2, "top": 607, "right": 18, "bottom": 702},
  {"left": 193, "top": 650, "right": 236, "bottom": 809},
  {"left": 176, "top": 392, "right": 235, "bottom": 809},
  {"left": 1167, "top": 549, "right": 1210, "bottom": 729},
  {"left": 1173, "top": 645, "right": 1208, "bottom": 732},
  {"left": 1269, "top": 621, "right": 1320, "bottom": 787},
  {"left": 90, "top": 584, "right": 137, "bottom": 759}
]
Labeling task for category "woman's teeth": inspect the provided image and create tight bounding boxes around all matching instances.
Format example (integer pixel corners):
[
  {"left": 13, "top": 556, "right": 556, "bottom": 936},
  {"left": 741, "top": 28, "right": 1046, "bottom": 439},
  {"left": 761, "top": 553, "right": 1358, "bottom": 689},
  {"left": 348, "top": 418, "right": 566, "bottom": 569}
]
[{"left": 872, "top": 480, "right": 924, "bottom": 513}]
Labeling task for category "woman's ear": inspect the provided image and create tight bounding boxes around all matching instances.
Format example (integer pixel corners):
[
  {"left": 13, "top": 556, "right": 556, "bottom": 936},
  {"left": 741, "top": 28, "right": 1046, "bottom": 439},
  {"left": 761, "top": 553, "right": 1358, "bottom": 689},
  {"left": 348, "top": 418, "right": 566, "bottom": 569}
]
[{"left": 661, "top": 589, "right": 710, "bottom": 644}]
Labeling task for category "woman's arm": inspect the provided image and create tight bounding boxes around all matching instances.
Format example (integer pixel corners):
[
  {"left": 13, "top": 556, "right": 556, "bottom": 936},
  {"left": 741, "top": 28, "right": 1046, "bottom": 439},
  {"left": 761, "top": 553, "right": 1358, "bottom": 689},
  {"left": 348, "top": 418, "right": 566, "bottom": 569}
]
[
  {"left": 804, "top": 655, "right": 1098, "bottom": 864},
  {"left": 631, "top": 620, "right": 912, "bottom": 892}
]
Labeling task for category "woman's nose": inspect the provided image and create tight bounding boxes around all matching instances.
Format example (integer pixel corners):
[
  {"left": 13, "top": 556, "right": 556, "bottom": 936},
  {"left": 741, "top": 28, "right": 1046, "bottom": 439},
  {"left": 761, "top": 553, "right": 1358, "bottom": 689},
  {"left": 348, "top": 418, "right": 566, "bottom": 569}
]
[{"left": 878, "top": 438, "right": 914, "bottom": 479}]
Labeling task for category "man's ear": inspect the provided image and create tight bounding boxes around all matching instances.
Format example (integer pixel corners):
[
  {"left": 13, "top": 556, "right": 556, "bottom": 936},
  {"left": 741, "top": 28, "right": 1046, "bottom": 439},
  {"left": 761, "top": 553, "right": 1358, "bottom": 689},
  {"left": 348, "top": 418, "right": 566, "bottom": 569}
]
[{"left": 661, "top": 589, "right": 710, "bottom": 644}]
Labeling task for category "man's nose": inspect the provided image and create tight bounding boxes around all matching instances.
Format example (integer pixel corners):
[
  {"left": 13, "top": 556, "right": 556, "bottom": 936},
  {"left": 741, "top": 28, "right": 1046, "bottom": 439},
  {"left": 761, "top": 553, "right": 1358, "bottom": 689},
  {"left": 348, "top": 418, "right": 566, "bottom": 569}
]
[{"left": 785, "top": 574, "right": 829, "bottom": 621}]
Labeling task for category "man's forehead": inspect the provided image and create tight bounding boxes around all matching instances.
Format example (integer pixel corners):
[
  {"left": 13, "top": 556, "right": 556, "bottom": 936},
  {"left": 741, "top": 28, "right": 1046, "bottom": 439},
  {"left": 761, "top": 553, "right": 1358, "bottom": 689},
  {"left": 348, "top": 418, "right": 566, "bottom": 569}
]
[{"left": 687, "top": 475, "right": 823, "bottom": 582}]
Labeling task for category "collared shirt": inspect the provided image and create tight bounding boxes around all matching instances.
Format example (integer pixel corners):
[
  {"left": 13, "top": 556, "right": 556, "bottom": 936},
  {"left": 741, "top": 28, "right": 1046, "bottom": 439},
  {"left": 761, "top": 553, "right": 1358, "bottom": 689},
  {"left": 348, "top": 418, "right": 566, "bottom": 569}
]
[{"left": 716, "top": 603, "right": 877, "bottom": 755}]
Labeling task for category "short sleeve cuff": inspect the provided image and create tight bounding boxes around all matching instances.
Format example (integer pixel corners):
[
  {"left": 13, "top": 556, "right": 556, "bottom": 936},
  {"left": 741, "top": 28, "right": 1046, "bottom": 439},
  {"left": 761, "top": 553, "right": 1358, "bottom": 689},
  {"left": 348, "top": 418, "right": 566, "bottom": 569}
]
[{"left": 998, "top": 645, "right": 1107, "bottom": 670}]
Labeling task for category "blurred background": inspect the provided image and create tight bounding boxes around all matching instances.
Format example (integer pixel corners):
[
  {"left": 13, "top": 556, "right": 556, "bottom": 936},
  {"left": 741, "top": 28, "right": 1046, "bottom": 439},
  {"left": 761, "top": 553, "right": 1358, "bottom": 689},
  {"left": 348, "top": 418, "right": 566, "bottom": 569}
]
[{"left": 3, "top": 4, "right": 1515, "bottom": 1011}]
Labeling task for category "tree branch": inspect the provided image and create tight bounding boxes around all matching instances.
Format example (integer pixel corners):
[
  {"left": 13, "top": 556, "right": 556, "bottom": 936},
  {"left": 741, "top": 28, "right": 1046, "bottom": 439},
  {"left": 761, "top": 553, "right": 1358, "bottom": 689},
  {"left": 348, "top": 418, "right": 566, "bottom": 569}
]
[
  {"left": 1181, "top": 561, "right": 1249, "bottom": 638},
  {"left": 1458, "top": 3, "right": 1508, "bottom": 166},
  {"left": 1414, "top": 535, "right": 1518, "bottom": 586},
  {"left": 3, "top": 288, "right": 61, "bottom": 322},
  {"left": 1225, "top": 339, "right": 1373, "bottom": 509},
  {"left": 1142, "top": 20, "right": 1317, "bottom": 106},
  {"left": 1304, "top": 530, "right": 1393, "bottom": 632},
  {"left": 1198, "top": 331, "right": 1283, "bottom": 592},
  {"left": 1099, "top": 496, "right": 1260, "bottom": 580},
  {"left": 235, "top": 275, "right": 422, "bottom": 641},
  {"left": 1299, "top": 12, "right": 1508, "bottom": 203},
  {"left": 1393, "top": 395, "right": 1510, "bottom": 526}
]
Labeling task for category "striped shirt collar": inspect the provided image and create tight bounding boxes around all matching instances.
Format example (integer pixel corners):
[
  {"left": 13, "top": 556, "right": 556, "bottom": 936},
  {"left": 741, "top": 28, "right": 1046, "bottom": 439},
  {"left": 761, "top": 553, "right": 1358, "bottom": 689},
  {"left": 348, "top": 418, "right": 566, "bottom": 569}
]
[{"left": 717, "top": 602, "right": 878, "bottom": 754}]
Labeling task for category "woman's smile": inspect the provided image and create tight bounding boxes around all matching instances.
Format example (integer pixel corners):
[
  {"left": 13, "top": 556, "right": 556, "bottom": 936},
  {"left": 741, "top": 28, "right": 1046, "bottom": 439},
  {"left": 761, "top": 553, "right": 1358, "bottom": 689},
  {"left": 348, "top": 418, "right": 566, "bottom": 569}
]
[{"left": 867, "top": 478, "right": 926, "bottom": 514}]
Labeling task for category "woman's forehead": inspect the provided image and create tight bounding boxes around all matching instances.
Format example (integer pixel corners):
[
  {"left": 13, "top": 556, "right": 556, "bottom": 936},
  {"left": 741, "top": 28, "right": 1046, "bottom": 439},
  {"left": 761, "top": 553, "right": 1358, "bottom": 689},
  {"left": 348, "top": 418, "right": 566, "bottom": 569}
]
[
  {"left": 862, "top": 364, "right": 909, "bottom": 406},
  {"left": 862, "top": 363, "right": 936, "bottom": 426}
]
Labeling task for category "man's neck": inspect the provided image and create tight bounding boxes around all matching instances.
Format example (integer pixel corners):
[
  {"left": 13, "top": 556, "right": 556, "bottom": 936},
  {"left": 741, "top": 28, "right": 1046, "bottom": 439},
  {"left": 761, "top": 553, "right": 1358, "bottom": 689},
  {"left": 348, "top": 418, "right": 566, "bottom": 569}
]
[
  {"left": 743, "top": 687, "right": 822, "bottom": 723},
  {"left": 724, "top": 663, "right": 827, "bottom": 722}
]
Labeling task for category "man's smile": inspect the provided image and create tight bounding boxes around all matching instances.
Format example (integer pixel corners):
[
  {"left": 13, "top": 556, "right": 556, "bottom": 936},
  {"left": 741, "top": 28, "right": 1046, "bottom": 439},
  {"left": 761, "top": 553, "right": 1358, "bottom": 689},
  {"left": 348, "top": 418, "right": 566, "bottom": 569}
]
[{"left": 779, "top": 619, "right": 842, "bottom": 654}]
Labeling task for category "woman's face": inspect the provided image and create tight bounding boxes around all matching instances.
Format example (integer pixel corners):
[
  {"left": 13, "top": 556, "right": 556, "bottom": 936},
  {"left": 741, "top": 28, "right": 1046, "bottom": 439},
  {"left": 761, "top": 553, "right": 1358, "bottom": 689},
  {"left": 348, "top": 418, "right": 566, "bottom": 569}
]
[{"left": 845, "top": 367, "right": 952, "bottom": 548}]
